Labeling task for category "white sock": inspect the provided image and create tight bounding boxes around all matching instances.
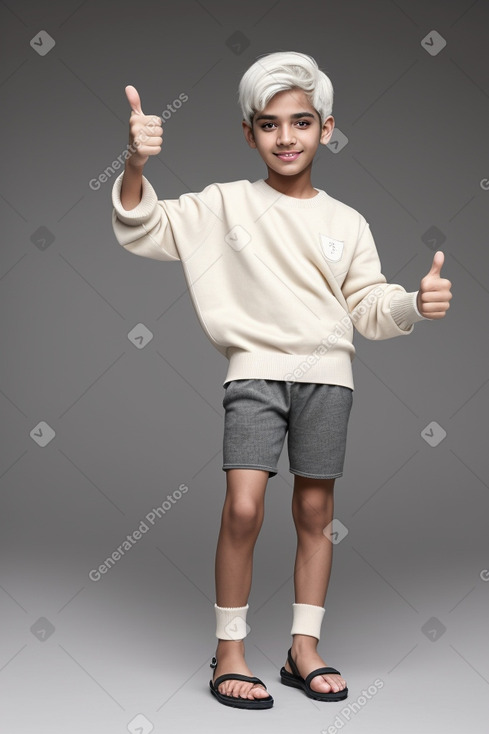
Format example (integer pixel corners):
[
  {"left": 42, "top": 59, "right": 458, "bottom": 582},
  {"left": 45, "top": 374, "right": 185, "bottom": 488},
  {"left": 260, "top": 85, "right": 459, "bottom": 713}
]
[
  {"left": 290, "top": 602, "right": 325, "bottom": 640},
  {"left": 214, "top": 603, "right": 250, "bottom": 640}
]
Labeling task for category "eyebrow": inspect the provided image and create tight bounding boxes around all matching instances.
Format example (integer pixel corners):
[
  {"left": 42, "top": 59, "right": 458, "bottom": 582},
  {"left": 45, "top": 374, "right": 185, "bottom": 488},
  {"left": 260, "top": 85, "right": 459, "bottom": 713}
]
[{"left": 254, "top": 112, "right": 316, "bottom": 121}]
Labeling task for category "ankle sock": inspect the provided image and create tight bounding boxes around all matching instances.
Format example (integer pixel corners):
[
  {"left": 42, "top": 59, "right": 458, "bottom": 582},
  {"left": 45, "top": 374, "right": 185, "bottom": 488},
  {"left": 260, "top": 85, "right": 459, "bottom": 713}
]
[
  {"left": 290, "top": 602, "right": 325, "bottom": 640},
  {"left": 214, "top": 603, "right": 250, "bottom": 640}
]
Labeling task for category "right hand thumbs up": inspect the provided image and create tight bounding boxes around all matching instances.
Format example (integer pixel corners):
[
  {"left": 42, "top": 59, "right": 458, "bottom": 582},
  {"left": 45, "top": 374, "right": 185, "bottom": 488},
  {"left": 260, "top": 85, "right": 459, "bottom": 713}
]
[{"left": 125, "top": 85, "right": 163, "bottom": 168}]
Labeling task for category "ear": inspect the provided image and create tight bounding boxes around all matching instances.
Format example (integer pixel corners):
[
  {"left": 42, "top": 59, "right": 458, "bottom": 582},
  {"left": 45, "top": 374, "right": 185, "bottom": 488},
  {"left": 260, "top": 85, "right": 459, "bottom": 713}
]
[
  {"left": 319, "top": 115, "right": 335, "bottom": 146},
  {"left": 242, "top": 120, "right": 257, "bottom": 148}
]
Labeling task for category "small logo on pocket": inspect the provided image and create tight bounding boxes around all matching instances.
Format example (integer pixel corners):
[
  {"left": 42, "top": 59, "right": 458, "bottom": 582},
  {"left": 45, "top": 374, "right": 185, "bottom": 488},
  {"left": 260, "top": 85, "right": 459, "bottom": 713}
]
[{"left": 320, "top": 234, "right": 344, "bottom": 262}]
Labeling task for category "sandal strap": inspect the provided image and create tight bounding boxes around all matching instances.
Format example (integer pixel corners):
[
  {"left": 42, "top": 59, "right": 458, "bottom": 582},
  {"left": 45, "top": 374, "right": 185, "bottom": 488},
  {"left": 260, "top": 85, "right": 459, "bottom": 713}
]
[
  {"left": 286, "top": 649, "right": 341, "bottom": 688},
  {"left": 286, "top": 647, "right": 301, "bottom": 678},
  {"left": 212, "top": 672, "right": 267, "bottom": 690},
  {"left": 304, "top": 666, "right": 340, "bottom": 688}
]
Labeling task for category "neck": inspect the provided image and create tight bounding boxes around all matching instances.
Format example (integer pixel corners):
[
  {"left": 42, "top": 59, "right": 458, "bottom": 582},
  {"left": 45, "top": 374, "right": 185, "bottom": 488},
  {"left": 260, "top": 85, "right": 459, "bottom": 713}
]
[{"left": 264, "top": 165, "right": 317, "bottom": 199}]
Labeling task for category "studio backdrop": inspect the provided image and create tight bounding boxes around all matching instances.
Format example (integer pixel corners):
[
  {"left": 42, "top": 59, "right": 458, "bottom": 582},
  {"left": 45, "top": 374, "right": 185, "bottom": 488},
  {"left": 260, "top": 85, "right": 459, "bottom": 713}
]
[{"left": 1, "top": 1, "right": 487, "bottom": 733}]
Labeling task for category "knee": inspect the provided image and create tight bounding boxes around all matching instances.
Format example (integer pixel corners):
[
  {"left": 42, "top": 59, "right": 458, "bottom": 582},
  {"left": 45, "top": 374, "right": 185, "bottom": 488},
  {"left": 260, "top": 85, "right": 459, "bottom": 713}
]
[
  {"left": 292, "top": 493, "right": 333, "bottom": 534},
  {"left": 223, "top": 497, "right": 263, "bottom": 539}
]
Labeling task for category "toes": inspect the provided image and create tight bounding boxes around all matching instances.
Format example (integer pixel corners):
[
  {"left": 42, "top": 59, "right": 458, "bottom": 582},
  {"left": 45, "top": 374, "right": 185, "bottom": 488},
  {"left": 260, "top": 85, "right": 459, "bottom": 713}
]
[
  {"left": 250, "top": 684, "right": 268, "bottom": 698},
  {"left": 218, "top": 682, "right": 236, "bottom": 697},
  {"left": 309, "top": 674, "right": 345, "bottom": 693},
  {"left": 324, "top": 676, "right": 340, "bottom": 693},
  {"left": 240, "top": 684, "right": 265, "bottom": 700},
  {"left": 310, "top": 675, "right": 333, "bottom": 693},
  {"left": 218, "top": 681, "right": 267, "bottom": 700},
  {"left": 231, "top": 683, "right": 244, "bottom": 698},
  {"left": 325, "top": 675, "right": 345, "bottom": 693}
]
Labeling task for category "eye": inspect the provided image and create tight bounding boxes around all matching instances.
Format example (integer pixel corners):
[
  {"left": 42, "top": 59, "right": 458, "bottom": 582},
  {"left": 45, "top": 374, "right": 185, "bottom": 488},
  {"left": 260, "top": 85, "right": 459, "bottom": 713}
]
[{"left": 260, "top": 120, "right": 311, "bottom": 130}]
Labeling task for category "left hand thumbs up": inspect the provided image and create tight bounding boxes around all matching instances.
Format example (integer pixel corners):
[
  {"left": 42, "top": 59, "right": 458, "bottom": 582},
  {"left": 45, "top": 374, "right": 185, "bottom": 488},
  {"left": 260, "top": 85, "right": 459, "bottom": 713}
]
[{"left": 417, "top": 250, "right": 452, "bottom": 319}]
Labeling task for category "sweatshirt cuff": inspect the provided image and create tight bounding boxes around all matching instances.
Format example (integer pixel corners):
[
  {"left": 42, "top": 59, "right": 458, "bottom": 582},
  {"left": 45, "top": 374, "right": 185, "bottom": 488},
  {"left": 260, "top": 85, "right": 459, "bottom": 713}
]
[
  {"left": 111, "top": 170, "right": 158, "bottom": 225},
  {"left": 389, "top": 290, "right": 427, "bottom": 331}
]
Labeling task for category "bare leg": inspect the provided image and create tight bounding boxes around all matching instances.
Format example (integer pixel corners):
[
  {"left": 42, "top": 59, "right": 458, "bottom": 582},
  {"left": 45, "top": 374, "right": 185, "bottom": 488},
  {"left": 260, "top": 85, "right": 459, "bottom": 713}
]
[
  {"left": 283, "top": 474, "right": 347, "bottom": 694},
  {"left": 212, "top": 468, "right": 270, "bottom": 700}
]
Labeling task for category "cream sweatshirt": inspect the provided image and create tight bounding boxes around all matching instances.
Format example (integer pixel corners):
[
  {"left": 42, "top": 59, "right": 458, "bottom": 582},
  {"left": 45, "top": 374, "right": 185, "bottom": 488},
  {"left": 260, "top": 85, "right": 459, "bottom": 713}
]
[{"left": 111, "top": 173, "right": 426, "bottom": 389}]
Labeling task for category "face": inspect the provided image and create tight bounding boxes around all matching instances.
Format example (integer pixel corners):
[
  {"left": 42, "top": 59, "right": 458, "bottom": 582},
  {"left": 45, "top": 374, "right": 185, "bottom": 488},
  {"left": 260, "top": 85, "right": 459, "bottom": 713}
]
[{"left": 242, "top": 87, "right": 334, "bottom": 179}]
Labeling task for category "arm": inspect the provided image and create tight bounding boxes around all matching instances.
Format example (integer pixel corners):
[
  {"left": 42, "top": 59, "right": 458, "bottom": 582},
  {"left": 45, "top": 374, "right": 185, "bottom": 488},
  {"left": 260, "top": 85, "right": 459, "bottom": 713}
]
[
  {"left": 111, "top": 84, "right": 221, "bottom": 262},
  {"left": 111, "top": 84, "right": 180, "bottom": 261},
  {"left": 120, "top": 159, "right": 144, "bottom": 211},
  {"left": 118, "top": 85, "right": 161, "bottom": 210},
  {"left": 341, "top": 219, "right": 427, "bottom": 339},
  {"left": 112, "top": 170, "right": 221, "bottom": 262}
]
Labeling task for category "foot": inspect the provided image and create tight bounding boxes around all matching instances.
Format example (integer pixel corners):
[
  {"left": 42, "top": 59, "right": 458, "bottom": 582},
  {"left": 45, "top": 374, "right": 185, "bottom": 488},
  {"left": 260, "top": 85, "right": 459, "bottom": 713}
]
[
  {"left": 284, "top": 637, "right": 347, "bottom": 695},
  {"left": 212, "top": 639, "right": 270, "bottom": 700}
]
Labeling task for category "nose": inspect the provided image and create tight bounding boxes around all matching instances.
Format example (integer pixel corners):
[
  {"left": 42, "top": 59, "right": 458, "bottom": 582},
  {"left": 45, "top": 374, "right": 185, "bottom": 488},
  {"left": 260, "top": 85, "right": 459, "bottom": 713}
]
[{"left": 277, "top": 124, "right": 296, "bottom": 145}]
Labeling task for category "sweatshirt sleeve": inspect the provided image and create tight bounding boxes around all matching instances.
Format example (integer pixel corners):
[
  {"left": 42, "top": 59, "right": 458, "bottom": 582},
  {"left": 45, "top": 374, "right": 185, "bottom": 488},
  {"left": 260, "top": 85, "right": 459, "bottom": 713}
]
[
  {"left": 341, "top": 218, "right": 427, "bottom": 339},
  {"left": 111, "top": 171, "right": 220, "bottom": 262}
]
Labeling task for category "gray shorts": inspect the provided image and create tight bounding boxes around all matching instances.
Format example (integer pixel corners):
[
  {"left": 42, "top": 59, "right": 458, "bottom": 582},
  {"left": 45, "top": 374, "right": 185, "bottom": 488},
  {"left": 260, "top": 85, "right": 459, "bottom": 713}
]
[{"left": 222, "top": 379, "right": 353, "bottom": 480}]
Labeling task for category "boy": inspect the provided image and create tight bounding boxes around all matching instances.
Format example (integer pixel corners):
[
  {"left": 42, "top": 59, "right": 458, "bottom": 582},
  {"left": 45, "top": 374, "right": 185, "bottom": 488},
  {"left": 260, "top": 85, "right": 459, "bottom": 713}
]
[{"left": 111, "top": 51, "right": 452, "bottom": 710}]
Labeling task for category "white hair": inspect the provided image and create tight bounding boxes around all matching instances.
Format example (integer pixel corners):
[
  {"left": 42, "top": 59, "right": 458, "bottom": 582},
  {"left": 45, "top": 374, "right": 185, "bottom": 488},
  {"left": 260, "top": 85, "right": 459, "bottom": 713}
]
[{"left": 238, "top": 51, "right": 334, "bottom": 126}]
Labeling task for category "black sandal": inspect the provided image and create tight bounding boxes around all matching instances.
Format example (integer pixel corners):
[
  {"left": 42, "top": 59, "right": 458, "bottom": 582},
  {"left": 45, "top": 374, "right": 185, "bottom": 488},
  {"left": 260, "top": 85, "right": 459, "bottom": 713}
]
[
  {"left": 280, "top": 647, "right": 348, "bottom": 701},
  {"left": 209, "top": 656, "right": 274, "bottom": 709}
]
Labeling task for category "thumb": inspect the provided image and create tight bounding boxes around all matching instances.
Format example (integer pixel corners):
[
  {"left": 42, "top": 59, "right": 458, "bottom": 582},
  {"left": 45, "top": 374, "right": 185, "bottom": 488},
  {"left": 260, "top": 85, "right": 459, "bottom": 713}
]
[
  {"left": 125, "top": 85, "right": 144, "bottom": 115},
  {"left": 427, "top": 250, "right": 444, "bottom": 278}
]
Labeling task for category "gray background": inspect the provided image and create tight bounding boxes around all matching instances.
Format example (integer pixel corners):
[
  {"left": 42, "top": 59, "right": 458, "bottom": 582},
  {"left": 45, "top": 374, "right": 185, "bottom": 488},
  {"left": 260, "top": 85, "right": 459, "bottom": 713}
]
[{"left": 1, "top": 0, "right": 488, "bottom": 732}]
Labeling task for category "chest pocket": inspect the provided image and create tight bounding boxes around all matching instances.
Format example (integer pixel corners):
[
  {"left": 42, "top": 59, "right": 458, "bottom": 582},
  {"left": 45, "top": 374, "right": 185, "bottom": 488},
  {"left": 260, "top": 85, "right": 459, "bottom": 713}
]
[{"left": 319, "top": 233, "right": 344, "bottom": 263}]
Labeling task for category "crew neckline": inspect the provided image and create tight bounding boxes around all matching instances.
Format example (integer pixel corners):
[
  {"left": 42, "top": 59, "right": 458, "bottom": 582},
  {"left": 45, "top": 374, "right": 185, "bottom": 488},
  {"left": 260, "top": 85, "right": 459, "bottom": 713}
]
[{"left": 253, "top": 178, "right": 327, "bottom": 208}]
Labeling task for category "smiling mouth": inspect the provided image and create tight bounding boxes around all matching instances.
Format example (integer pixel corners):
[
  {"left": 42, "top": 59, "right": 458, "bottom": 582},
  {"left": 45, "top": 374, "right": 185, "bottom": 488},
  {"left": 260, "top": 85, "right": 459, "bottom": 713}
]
[{"left": 274, "top": 151, "right": 302, "bottom": 156}]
